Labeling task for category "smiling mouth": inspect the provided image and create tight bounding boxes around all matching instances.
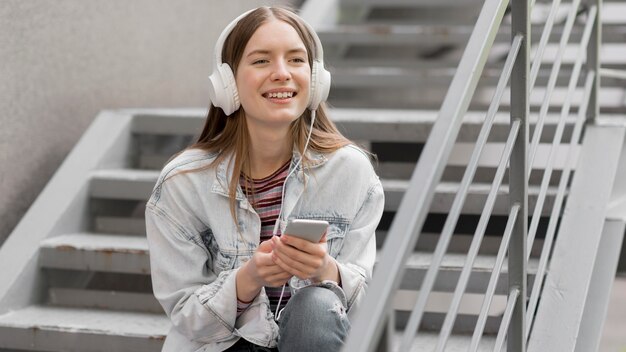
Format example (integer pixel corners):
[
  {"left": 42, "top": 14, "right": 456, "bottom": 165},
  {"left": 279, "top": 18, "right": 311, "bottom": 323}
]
[{"left": 263, "top": 91, "right": 297, "bottom": 99}]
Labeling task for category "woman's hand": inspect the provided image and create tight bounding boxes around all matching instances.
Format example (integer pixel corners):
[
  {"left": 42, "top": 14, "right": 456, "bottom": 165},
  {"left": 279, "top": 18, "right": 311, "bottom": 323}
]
[
  {"left": 270, "top": 233, "right": 341, "bottom": 284},
  {"left": 236, "top": 239, "right": 292, "bottom": 303}
]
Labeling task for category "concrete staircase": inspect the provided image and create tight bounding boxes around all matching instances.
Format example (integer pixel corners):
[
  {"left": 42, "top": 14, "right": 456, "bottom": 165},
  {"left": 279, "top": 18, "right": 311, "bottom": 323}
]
[{"left": 1, "top": 0, "right": 625, "bottom": 351}]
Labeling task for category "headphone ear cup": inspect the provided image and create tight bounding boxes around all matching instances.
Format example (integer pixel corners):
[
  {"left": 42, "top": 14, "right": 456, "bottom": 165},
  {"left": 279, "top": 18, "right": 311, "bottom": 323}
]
[
  {"left": 208, "top": 63, "right": 240, "bottom": 115},
  {"left": 308, "top": 60, "right": 331, "bottom": 111}
]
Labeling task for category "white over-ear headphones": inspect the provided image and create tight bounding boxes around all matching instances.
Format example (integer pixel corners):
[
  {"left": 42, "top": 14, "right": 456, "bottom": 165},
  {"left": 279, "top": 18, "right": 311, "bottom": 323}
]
[{"left": 207, "top": 7, "right": 331, "bottom": 116}]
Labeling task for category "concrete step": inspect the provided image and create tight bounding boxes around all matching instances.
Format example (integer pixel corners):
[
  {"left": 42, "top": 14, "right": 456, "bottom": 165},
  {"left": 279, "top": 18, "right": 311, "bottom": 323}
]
[
  {"left": 327, "top": 108, "right": 581, "bottom": 143},
  {"left": 383, "top": 180, "right": 559, "bottom": 215},
  {"left": 48, "top": 288, "right": 162, "bottom": 313},
  {"left": 329, "top": 43, "right": 626, "bottom": 69},
  {"left": 347, "top": 2, "right": 626, "bottom": 29},
  {"left": 131, "top": 108, "right": 590, "bottom": 143},
  {"left": 137, "top": 142, "right": 579, "bottom": 175},
  {"left": 339, "top": 0, "right": 625, "bottom": 13},
  {"left": 39, "top": 233, "right": 150, "bottom": 274},
  {"left": 329, "top": 86, "right": 626, "bottom": 111},
  {"left": 391, "top": 330, "right": 497, "bottom": 352},
  {"left": 340, "top": 0, "right": 483, "bottom": 6},
  {"left": 0, "top": 305, "right": 168, "bottom": 352},
  {"left": 318, "top": 23, "right": 474, "bottom": 46},
  {"left": 330, "top": 65, "right": 626, "bottom": 89},
  {"left": 399, "top": 251, "right": 538, "bottom": 294},
  {"left": 317, "top": 23, "right": 625, "bottom": 47},
  {"left": 393, "top": 290, "right": 505, "bottom": 333},
  {"left": 91, "top": 218, "right": 545, "bottom": 257},
  {"left": 90, "top": 169, "right": 157, "bottom": 203},
  {"left": 377, "top": 232, "right": 545, "bottom": 257},
  {"left": 89, "top": 169, "right": 560, "bottom": 216},
  {"left": 94, "top": 216, "right": 147, "bottom": 236},
  {"left": 38, "top": 232, "right": 535, "bottom": 295}
]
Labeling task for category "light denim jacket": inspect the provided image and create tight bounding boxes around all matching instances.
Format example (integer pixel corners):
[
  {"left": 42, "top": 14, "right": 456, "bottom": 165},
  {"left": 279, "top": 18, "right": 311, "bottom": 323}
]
[{"left": 146, "top": 144, "right": 384, "bottom": 352}]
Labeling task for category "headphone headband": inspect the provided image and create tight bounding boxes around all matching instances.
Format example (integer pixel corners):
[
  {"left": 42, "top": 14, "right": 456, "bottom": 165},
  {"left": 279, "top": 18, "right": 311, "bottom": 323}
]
[{"left": 208, "top": 7, "right": 331, "bottom": 115}]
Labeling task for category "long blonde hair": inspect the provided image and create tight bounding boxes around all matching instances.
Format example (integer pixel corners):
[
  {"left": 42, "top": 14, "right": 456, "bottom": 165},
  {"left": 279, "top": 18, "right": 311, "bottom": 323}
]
[{"left": 188, "top": 7, "right": 352, "bottom": 225}]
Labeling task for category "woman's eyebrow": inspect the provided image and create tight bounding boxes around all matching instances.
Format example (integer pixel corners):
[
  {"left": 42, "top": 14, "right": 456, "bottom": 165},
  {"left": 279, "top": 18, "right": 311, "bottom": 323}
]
[{"left": 246, "top": 47, "right": 307, "bottom": 57}]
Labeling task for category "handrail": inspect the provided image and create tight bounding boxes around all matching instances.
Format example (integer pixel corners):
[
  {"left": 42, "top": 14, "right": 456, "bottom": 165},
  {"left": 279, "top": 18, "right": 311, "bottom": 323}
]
[
  {"left": 434, "top": 120, "right": 521, "bottom": 351},
  {"left": 529, "top": 0, "right": 564, "bottom": 91},
  {"left": 339, "top": 0, "right": 601, "bottom": 349},
  {"left": 342, "top": 0, "right": 511, "bottom": 350},
  {"left": 600, "top": 68, "right": 626, "bottom": 80},
  {"left": 395, "top": 34, "right": 522, "bottom": 351},
  {"left": 526, "top": 70, "right": 596, "bottom": 338},
  {"left": 507, "top": 0, "right": 529, "bottom": 349},
  {"left": 527, "top": 0, "right": 582, "bottom": 174},
  {"left": 494, "top": 288, "right": 521, "bottom": 352},
  {"left": 469, "top": 204, "right": 520, "bottom": 351},
  {"left": 526, "top": 4, "right": 598, "bottom": 257}
]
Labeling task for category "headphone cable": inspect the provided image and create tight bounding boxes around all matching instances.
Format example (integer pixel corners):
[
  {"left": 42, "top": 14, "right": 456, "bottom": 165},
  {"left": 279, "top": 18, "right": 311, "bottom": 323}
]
[{"left": 273, "top": 109, "right": 316, "bottom": 320}]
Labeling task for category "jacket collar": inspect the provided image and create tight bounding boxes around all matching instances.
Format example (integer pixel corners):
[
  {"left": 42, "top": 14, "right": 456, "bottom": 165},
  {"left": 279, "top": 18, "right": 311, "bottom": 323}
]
[{"left": 211, "top": 148, "right": 328, "bottom": 199}]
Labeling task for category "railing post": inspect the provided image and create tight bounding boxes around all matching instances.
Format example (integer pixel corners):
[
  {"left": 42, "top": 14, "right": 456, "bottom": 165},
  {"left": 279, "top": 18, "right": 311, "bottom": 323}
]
[
  {"left": 585, "top": 0, "right": 601, "bottom": 123},
  {"left": 509, "top": 0, "right": 529, "bottom": 350},
  {"left": 375, "top": 309, "right": 394, "bottom": 352}
]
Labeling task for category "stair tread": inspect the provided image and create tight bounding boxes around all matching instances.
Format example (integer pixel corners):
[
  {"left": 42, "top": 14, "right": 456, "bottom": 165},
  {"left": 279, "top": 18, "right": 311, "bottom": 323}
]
[
  {"left": 331, "top": 43, "right": 626, "bottom": 68},
  {"left": 131, "top": 107, "right": 602, "bottom": 126},
  {"left": 91, "top": 169, "right": 158, "bottom": 182},
  {"left": 330, "top": 67, "right": 626, "bottom": 88},
  {"left": 49, "top": 288, "right": 163, "bottom": 314},
  {"left": 383, "top": 179, "right": 560, "bottom": 195},
  {"left": 0, "top": 305, "right": 169, "bottom": 337},
  {"left": 340, "top": 0, "right": 482, "bottom": 5},
  {"left": 392, "top": 330, "right": 496, "bottom": 351},
  {"left": 339, "top": 0, "right": 626, "bottom": 27},
  {"left": 39, "top": 233, "right": 150, "bottom": 274},
  {"left": 130, "top": 108, "right": 626, "bottom": 138},
  {"left": 40, "top": 233, "right": 148, "bottom": 253},
  {"left": 405, "top": 251, "right": 539, "bottom": 273},
  {"left": 41, "top": 233, "right": 537, "bottom": 278},
  {"left": 94, "top": 169, "right": 561, "bottom": 194},
  {"left": 91, "top": 170, "right": 562, "bottom": 215}
]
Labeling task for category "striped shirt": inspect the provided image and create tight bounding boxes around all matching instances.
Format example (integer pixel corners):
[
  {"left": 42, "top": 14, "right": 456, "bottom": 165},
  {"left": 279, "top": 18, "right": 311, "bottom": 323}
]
[{"left": 237, "top": 159, "right": 292, "bottom": 315}]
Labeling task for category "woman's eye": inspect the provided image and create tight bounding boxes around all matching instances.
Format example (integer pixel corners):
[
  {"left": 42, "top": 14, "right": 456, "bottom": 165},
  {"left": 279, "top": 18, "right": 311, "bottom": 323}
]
[
  {"left": 292, "top": 57, "right": 306, "bottom": 63},
  {"left": 252, "top": 59, "right": 268, "bottom": 65}
]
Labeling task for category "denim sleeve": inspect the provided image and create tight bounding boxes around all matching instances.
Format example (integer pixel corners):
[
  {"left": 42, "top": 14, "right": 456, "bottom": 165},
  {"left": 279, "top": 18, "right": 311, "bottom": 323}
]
[
  {"left": 146, "top": 203, "right": 238, "bottom": 344},
  {"left": 335, "top": 179, "right": 385, "bottom": 315}
]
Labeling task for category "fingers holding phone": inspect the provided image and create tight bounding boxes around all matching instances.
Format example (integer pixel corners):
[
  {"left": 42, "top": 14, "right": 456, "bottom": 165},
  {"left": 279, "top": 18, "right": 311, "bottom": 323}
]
[
  {"left": 270, "top": 219, "right": 340, "bottom": 283},
  {"left": 236, "top": 239, "right": 292, "bottom": 303}
]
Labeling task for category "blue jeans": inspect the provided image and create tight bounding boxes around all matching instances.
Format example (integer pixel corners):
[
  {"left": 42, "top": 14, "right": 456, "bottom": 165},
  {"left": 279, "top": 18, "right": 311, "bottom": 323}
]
[{"left": 227, "top": 284, "right": 350, "bottom": 352}]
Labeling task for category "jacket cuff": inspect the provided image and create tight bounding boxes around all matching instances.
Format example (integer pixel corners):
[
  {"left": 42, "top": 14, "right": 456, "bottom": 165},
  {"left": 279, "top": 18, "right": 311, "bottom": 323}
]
[
  {"left": 335, "top": 261, "right": 367, "bottom": 311},
  {"left": 195, "top": 268, "right": 238, "bottom": 330}
]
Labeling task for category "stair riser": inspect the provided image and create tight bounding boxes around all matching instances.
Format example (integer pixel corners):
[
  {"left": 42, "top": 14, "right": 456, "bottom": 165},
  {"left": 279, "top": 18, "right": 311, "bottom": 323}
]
[
  {"left": 318, "top": 27, "right": 626, "bottom": 46},
  {"left": 89, "top": 178, "right": 558, "bottom": 216},
  {"left": 39, "top": 248, "right": 150, "bottom": 275},
  {"left": 0, "top": 327, "right": 164, "bottom": 352},
  {"left": 48, "top": 289, "right": 163, "bottom": 314},
  {"left": 394, "top": 311, "right": 501, "bottom": 334},
  {"left": 329, "top": 87, "right": 626, "bottom": 110},
  {"left": 400, "top": 269, "right": 536, "bottom": 295},
  {"left": 132, "top": 113, "right": 579, "bottom": 144}
]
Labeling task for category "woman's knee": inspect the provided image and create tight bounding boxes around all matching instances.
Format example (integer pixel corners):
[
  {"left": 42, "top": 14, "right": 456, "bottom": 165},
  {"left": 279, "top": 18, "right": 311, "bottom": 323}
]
[{"left": 278, "top": 286, "right": 350, "bottom": 351}]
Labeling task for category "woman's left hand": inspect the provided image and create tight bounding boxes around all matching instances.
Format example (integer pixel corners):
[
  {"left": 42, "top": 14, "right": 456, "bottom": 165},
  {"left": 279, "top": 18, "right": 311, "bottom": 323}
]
[{"left": 270, "top": 233, "right": 340, "bottom": 284}]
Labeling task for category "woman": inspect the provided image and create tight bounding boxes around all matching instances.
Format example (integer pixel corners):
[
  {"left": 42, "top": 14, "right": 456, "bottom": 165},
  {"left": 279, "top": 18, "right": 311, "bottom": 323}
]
[{"left": 146, "top": 6, "right": 384, "bottom": 352}]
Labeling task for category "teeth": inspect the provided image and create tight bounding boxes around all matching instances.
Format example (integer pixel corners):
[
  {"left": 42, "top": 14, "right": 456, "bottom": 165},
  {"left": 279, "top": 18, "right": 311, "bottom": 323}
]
[{"left": 267, "top": 92, "right": 293, "bottom": 99}]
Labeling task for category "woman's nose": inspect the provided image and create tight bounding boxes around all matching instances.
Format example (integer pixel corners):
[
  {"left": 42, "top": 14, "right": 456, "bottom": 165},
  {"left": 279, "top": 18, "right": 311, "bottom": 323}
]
[{"left": 270, "top": 61, "right": 291, "bottom": 81}]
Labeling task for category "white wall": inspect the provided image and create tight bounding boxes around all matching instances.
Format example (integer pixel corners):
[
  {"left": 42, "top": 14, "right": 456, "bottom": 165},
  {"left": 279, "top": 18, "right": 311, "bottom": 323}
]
[{"left": 0, "top": 0, "right": 292, "bottom": 246}]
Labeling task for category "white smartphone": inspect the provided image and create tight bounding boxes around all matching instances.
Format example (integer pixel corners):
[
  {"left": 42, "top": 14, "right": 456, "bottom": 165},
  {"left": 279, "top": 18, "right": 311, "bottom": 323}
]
[{"left": 283, "top": 219, "right": 329, "bottom": 243}]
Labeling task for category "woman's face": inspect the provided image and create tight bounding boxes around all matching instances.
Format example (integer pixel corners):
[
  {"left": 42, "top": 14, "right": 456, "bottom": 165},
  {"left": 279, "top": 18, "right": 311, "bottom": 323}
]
[{"left": 235, "top": 19, "right": 311, "bottom": 130}]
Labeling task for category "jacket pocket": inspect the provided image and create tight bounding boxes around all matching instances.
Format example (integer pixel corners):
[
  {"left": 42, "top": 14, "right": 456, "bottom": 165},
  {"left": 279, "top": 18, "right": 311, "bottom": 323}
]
[{"left": 200, "top": 229, "right": 236, "bottom": 274}]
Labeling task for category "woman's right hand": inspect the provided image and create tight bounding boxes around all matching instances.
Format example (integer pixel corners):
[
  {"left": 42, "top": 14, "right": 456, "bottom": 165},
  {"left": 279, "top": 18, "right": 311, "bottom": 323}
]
[{"left": 236, "top": 237, "right": 292, "bottom": 302}]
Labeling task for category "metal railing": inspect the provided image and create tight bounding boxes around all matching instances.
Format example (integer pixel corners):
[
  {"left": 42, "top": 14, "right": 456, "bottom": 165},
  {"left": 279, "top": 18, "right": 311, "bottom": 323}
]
[{"left": 342, "top": 0, "right": 601, "bottom": 350}]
